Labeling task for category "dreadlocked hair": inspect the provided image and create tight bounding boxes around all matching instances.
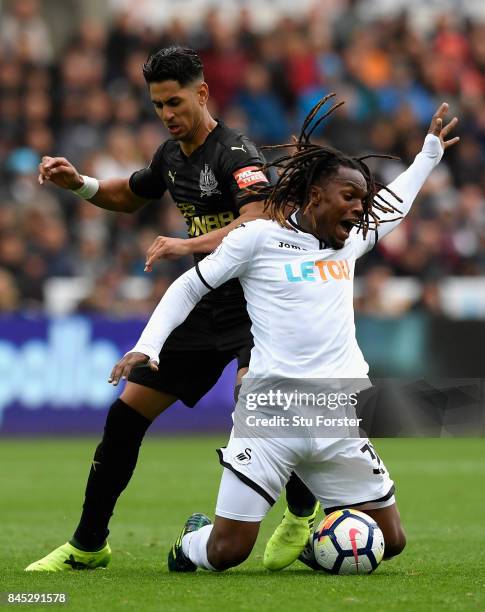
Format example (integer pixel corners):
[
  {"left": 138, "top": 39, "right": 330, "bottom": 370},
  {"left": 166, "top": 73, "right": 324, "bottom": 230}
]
[{"left": 253, "top": 93, "right": 402, "bottom": 239}]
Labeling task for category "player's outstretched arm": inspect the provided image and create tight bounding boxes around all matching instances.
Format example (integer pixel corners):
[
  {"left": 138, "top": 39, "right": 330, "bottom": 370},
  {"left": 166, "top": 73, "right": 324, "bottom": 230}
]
[
  {"left": 109, "top": 222, "right": 263, "bottom": 385},
  {"left": 38, "top": 156, "right": 148, "bottom": 213},
  {"left": 108, "top": 267, "right": 209, "bottom": 384},
  {"left": 381, "top": 102, "right": 458, "bottom": 228},
  {"left": 355, "top": 103, "right": 459, "bottom": 256},
  {"left": 143, "top": 200, "right": 266, "bottom": 271}
]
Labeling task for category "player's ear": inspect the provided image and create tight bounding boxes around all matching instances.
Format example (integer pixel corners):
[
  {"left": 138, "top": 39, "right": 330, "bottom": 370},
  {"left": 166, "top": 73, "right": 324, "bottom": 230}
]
[
  {"left": 198, "top": 81, "right": 209, "bottom": 106},
  {"left": 308, "top": 184, "right": 322, "bottom": 207},
  {"left": 303, "top": 186, "right": 321, "bottom": 231}
]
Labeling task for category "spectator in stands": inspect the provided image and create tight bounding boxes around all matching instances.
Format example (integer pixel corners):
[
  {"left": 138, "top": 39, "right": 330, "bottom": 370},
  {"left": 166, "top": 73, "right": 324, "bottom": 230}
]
[
  {"left": 0, "top": 2, "right": 484, "bottom": 315},
  {"left": 0, "top": 0, "right": 53, "bottom": 65}
]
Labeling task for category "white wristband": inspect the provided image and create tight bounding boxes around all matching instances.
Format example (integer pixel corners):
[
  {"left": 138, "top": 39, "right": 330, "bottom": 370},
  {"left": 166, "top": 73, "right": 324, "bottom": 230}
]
[{"left": 72, "top": 175, "right": 99, "bottom": 199}]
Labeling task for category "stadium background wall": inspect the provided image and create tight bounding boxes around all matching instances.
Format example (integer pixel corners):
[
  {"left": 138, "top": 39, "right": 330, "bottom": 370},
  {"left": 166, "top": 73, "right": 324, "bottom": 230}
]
[{"left": 0, "top": 314, "right": 482, "bottom": 436}]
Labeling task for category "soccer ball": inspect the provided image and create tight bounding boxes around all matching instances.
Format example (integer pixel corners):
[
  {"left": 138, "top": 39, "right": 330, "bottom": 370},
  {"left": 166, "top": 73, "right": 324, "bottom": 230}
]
[{"left": 312, "top": 508, "right": 385, "bottom": 574}]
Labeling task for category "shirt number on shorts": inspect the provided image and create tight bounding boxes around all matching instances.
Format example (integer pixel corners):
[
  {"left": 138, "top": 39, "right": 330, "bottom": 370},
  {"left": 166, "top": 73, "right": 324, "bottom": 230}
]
[{"left": 360, "top": 442, "right": 386, "bottom": 475}]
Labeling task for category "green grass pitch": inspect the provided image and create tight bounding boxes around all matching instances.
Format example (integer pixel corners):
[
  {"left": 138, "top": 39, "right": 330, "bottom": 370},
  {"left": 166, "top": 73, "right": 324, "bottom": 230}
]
[{"left": 1, "top": 437, "right": 484, "bottom": 611}]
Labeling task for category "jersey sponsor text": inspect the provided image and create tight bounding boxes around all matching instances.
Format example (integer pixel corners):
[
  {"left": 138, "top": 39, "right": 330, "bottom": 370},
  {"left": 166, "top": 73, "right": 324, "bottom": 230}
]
[
  {"left": 190, "top": 212, "right": 235, "bottom": 236},
  {"left": 176, "top": 203, "right": 235, "bottom": 236},
  {"left": 284, "top": 259, "right": 351, "bottom": 282},
  {"left": 233, "top": 166, "right": 268, "bottom": 189}
]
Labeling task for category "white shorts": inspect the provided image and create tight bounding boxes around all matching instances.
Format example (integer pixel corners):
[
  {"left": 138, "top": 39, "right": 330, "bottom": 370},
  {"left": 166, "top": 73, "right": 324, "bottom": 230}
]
[{"left": 217, "top": 432, "right": 395, "bottom": 515}]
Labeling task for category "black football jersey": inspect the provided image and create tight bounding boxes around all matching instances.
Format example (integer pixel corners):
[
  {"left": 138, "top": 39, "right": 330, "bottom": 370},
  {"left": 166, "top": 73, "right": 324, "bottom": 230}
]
[{"left": 129, "top": 120, "right": 269, "bottom": 304}]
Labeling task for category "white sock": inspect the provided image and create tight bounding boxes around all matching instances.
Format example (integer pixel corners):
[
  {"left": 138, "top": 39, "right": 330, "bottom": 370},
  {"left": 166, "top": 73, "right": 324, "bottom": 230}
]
[{"left": 182, "top": 524, "right": 216, "bottom": 571}]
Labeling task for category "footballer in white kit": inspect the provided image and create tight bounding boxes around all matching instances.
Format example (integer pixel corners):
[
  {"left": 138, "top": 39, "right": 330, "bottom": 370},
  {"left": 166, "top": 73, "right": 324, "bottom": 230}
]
[{"left": 110, "top": 98, "right": 459, "bottom": 572}]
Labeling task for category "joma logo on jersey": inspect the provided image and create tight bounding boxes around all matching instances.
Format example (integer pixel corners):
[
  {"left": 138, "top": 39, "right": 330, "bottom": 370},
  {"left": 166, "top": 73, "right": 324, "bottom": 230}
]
[
  {"left": 278, "top": 241, "right": 305, "bottom": 251},
  {"left": 188, "top": 211, "right": 235, "bottom": 237},
  {"left": 285, "top": 259, "right": 351, "bottom": 282}
]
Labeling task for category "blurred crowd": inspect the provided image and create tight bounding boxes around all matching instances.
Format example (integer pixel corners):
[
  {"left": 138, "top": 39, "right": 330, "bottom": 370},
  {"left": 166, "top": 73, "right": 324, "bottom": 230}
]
[{"left": 1, "top": 0, "right": 484, "bottom": 317}]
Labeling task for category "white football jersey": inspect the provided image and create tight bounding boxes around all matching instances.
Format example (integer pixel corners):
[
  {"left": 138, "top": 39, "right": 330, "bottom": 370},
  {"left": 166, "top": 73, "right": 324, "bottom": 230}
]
[
  {"left": 132, "top": 134, "right": 443, "bottom": 381},
  {"left": 197, "top": 216, "right": 368, "bottom": 378}
]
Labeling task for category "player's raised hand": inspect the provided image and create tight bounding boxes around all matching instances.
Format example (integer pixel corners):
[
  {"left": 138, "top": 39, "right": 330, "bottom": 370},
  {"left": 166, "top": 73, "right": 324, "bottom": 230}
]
[
  {"left": 428, "top": 103, "right": 460, "bottom": 150},
  {"left": 38, "top": 156, "right": 84, "bottom": 189},
  {"left": 144, "top": 236, "right": 191, "bottom": 271},
  {"left": 108, "top": 352, "right": 158, "bottom": 386}
]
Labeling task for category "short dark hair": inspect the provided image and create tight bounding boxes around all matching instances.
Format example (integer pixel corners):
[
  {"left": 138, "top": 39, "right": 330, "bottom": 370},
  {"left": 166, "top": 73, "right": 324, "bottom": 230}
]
[{"left": 142, "top": 46, "right": 204, "bottom": 86}]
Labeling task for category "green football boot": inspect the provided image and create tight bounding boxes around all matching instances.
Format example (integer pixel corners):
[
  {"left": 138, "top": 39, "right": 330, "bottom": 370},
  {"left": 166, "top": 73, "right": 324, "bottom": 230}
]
[
  {"left": 168, "top": 513, "right": 212, "bottom": 572},
  {"left": 25, "top": 541, "right": 111, "bottom": 572},
  {"left": 263, "top": 503, "right": 320, "bottom": 571}
]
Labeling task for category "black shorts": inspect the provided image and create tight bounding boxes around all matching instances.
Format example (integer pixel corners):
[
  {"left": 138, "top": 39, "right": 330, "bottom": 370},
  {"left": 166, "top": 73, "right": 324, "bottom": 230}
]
[{"left": 128, "top": 296, "right": 253, "bottom": 407}]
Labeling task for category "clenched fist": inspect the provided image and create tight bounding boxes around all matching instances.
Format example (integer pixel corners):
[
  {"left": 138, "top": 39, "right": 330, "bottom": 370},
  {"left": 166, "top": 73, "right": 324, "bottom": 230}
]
[{"left": 38, "top": 156, "right": 84, "bottom": 190}]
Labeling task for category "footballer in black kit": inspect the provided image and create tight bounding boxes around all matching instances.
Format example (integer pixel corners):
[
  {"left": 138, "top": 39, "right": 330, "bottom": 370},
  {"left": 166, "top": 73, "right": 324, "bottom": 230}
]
[
  {"left": 128, "top": 121, "right": 267, "bottom": 406},
  {"left": 27, "top": 46, "right": 318, "bottom": 573}
]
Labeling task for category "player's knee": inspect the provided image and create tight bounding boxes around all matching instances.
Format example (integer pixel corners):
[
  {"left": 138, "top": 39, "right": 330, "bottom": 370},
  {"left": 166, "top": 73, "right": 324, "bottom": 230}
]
[
  {"left": 207, "top": 535, "right": 252, "bottom": 570},
  {"left": 103, "top": 399, "right": 151, "bottom": 444},
  {"left": 384, "top": 525, "right": 406, "bottom": 559}
]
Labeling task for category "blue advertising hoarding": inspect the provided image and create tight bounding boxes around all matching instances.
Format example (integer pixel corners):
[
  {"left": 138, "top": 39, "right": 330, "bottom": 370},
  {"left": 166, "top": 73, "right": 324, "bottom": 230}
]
[
  {"left": 0, "top": 315, "right": 235, "bottom": 435},
  {"left": 1, "top": 314, "right": 483, "bottom": 436}
]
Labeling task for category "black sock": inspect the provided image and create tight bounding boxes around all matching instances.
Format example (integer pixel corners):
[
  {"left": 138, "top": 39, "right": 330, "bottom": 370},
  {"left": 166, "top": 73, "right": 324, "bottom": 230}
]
[
  {"left": 285, "top": 472, "right": 318, "bottom": 517},
  {"left": 71, "top": 399, "right": 151, "bottom": 551},
  {"left": 234, "top": 384, "right": 242, "bottom": 403}
]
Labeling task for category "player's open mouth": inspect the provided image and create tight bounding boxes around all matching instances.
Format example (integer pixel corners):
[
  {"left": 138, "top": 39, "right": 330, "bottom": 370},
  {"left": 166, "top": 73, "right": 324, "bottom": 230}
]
[
  {"left": 337, "top": 219, "right": 356, "bottom": 239},
  {"left": 168, "top": 125, "right": 181, "bottom": 134}
]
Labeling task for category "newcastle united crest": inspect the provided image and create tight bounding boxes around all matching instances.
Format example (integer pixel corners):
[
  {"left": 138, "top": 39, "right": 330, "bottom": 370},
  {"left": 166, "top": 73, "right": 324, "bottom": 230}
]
[{"left": 199, "top": 164, "right": 221, "bottom": 197}]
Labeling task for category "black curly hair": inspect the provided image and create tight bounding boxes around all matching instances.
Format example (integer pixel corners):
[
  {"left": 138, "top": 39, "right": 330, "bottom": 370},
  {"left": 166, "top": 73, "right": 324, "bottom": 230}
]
[{"left": 254, "top": 94, "right": 403, "bottom": 239}]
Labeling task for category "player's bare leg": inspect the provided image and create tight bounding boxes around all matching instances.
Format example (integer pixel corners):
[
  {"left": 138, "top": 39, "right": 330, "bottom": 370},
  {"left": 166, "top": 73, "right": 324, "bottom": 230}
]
[
  {"left": 121, "top": 382, "right": 177, "bottom": 421},
  {"left": 236, "top": 366, "right": 248, "bottom": 386},
  {"left": 168, "top": 513, "right": 261, "bottom": 572},
  {"left": 26, "top": 383, "right": 177, "bottom": 571},
  {"left": 207, "top": 516, "right": 260, "bottom": 570},
  {"left": 236, "top": 366, "right": 320, "bottom": 571},
  {"left": 359, "top": 503, "right": 406, "bottom": 559},
  {"left": 169, "top": 468, "right": 269, "bottom": 571}
]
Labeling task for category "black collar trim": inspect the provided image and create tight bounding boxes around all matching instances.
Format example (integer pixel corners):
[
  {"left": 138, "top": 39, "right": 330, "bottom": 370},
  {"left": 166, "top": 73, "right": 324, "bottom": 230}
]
[
  {"left": 287, "top": 212, "right": 330, "bottom": 250},
  {"left": 287, "top": 214, "right": 301, "bottom": 233}
]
